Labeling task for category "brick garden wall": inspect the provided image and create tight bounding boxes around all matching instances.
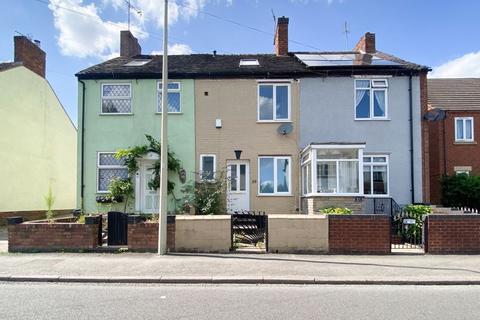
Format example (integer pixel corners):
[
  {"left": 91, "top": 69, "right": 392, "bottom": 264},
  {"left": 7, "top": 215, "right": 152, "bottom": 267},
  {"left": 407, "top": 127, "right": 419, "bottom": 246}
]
[
  {"left": 426, "top": 214, "right": 480, "bottom": 254},
  {"left": 8, "top": 220, "right": 100, "bottom": 252},
  {"left": 128, "top": 219, "right": 176, "bottom": 252},
  {"left": 328, "top": 215, "right": 391, "bottom": 254}
]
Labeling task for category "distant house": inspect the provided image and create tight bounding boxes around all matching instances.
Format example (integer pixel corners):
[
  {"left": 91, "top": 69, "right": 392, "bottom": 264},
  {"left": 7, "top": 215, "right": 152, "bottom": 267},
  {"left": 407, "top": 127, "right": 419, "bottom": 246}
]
[
  {"left": 0, "top": 36, "right": 77, "bottom": 224},
  {"left": 427, "top": 78, "right": 480, "bottom": 204}
]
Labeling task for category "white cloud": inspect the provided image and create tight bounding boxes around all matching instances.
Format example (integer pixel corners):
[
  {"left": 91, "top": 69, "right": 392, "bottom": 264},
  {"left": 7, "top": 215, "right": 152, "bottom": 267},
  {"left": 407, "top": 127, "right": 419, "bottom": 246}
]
[
  {"left": 151, "top": 43, "right": 193, "bottom": 55},
  {"left": 430, "top": 51, "right": 480, "bottom": 78},
  {"left": 49, "top": 0, "right": 146, "bottom": 59}
]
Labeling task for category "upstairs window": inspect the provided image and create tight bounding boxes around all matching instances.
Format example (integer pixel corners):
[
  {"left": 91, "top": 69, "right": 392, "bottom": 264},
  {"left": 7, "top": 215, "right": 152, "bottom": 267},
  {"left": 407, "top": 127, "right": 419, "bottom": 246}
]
[
  {"left": 157, "top": 82, "right": 181, "bottom": 113},
  {"left": 258, "top": 83, "right": 290, "bottom": 121},
  {"left": 355, "top": 79, "right": 388, "bottom": 120},
  {"left": 101, "top": 84, "right": 132, "bottom": 114},
  {"left": 97, "top": 152, "right": 128, "bottom": 192},
  {"left": 455, "top": 117, "right": 474, "bottom": 142}
]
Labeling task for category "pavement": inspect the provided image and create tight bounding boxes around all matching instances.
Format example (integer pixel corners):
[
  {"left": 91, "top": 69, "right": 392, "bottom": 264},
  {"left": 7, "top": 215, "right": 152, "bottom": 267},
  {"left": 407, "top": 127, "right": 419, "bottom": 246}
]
[
  {"left": 2, "top": 282, "right": 480, "bottom": 320},
  {"left": 1, "top": 252, "right": 480, "bottom": 285}
]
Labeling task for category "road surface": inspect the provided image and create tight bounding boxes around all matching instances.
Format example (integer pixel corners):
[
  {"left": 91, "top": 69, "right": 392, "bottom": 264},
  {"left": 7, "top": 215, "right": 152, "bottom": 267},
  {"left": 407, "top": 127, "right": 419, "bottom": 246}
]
[{"left": 1, "top": 282, "right": 479, "bottom": 319}]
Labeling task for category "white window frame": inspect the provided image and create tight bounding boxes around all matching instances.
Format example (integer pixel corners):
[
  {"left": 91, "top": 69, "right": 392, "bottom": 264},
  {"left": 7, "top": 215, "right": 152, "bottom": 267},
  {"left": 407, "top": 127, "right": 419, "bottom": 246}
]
[
  {"left": 199, "top": 154, "right": 216, "bottom": 181},
  {"left": 100, "top": 83, "right": 132, "bottom": 115},
  {"left": 455, "top": 170, "right": 471, "bottom": 176},
  {"left": 257, "top": 83, "right": 291, "bottom": 122},
  {"left": 157, "top": 81, "right": 182, "bottom": 113},
  {"left": 363, "top": 155, "right": 390, "bottom": 197},
  {"left": 258, "top": 156, "right": 292, "bottom": 196},
  {"left": 301, "top": 154, "right": 312, "bottom": 196},
  {"left": 96, "top": 152, "right": 128, "bottom": 193},
  {"left": 455, "top": 117, "right": 474, "bottom": 142},
  {"left": 354, "top": 79, "right": 388, "bottom": 120},
  {"left": 301, "top": 144, "right": 365, "bottom": 197}
]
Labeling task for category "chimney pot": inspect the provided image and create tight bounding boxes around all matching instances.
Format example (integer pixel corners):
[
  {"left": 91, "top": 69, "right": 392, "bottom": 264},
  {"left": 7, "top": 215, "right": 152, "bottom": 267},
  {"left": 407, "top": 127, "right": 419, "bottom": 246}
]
[
  {"left": 14, "top": 36, "right": 46, "bottom": 78},
  {"left": 274, "top": 16, "right": 289, "bottom": 56},
  {"left": 120, "top": 30, "right": 141, "bottom": 57},
  {"left": 353, "top": 32, "right": 376, "bottom": 54}
]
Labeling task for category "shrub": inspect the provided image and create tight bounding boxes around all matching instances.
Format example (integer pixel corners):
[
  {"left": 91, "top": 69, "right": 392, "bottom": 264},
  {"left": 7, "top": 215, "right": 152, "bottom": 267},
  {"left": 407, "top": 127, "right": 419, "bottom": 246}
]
[
  {"left": 320, "top": 207, "right": 352, "bottom": 215},
  {"left": 181, "top": 173, "right": 227, "bottom": 215},
  {"left": 44, "top": 186, "right": 55, "bottom": 222},
  {"left": 441, "top": 174, "right": 480, "bottom": 210},
  {"left": 107, "top": 178, "right": 134, "bottom": 213}
]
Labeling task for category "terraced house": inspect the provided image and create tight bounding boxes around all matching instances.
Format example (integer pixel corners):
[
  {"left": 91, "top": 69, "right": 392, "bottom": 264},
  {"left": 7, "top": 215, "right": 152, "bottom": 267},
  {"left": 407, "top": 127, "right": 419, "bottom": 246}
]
[{"left": 76, "top": 17, "right": 429, "bottom": 215}]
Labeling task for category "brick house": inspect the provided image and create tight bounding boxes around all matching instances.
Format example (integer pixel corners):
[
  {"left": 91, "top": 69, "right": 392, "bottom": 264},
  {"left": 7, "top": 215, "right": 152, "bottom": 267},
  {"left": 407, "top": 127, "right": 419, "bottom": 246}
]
[{"left": 427, "top": 78, "right": 480, "bottom": 204}]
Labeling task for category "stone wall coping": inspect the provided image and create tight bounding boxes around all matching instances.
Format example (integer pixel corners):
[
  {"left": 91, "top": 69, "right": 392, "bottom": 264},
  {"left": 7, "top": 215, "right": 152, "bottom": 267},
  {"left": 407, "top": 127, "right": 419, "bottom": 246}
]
[
  {"left": 302, "top": 195, "right": 365, "bottom": 199},
  {"left": 428, "top": 214, "right": 480, "bottom": 220},
  {"left": 175, "top": 215, "right": 231, "bottom": 221},
  {"left": 268, "top": 214, "right": 327, "bottom": 219},
  {"left": 328, "top": 214, "right": 389, "bottom": 219}
]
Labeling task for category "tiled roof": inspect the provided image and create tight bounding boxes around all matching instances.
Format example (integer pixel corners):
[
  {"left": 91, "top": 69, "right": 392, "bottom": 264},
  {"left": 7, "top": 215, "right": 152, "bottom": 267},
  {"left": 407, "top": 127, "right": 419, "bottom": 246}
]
[
  {"left": 0, "top": 62, "right": 21, "bottom": 72},
  {"left": 76, "top": 54, "right": 311, "bottom": 79},
  {"left": 76, "top": 51, "right": 429, "bottom": 79},
  {"left": 428, "top": 78, "right": 480, "bottom": 111}
]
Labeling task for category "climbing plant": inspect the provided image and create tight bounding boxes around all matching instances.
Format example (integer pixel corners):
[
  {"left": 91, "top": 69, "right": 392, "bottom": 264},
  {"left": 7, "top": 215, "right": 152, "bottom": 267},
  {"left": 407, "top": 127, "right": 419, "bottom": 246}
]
[{"left": 114, "top": 134, "right": 182, "bottom": 194}]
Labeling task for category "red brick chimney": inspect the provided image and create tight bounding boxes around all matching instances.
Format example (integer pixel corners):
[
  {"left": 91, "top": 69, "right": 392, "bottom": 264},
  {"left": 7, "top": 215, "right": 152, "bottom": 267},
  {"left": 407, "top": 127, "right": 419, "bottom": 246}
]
[
  {"left": 14, "top": 36, "right": 46, "bottom": 78},
  {"left": 274, "top": 16, "right": 289, "bottom": 56},
  {"left": 120, "top": 30, "right": 141, "bottom": 57},
  {"left": 353, "top": 32, "right": 376, "bottom": 54}
]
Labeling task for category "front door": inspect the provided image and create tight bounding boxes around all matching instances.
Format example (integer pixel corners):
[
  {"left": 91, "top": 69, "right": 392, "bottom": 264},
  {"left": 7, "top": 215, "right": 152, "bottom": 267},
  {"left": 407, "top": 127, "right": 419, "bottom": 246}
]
[
  {"left": 137, "top": 162, "right": 159, "bottom": 214},
  {"left": 227, "top": 161, "right": 250, "bottom": 213}
]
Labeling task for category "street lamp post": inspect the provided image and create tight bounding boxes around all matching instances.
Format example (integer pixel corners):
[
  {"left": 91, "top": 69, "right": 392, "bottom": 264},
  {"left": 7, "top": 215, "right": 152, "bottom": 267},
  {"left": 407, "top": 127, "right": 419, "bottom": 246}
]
[{"left": 158, "top": 0, "right": 169, "bottom": 255}]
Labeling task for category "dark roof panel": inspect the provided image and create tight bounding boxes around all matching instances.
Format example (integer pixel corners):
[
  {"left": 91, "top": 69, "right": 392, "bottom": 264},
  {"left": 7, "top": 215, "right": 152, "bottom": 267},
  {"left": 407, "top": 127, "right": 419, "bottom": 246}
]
[
  {"left": 76, "top": 51, "right": 429, "bottom": 79},
  {"left": 0, "top": 62, "right": 22, "bottom": 72}
]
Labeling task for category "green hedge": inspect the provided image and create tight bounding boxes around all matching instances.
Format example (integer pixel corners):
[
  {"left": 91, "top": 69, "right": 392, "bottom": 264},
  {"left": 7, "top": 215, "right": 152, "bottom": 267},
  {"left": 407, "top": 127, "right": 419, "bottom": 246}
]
[{"left": 441, "top": 174, "right": 480, "bottom": 210}]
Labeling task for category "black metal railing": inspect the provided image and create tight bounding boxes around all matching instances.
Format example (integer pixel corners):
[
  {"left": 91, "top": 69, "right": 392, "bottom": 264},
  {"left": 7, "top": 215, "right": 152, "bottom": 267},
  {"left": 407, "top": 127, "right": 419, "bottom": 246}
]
[
  {"left": 231, "top": 211, "right": 267, "bottom": 251},
  {"left": 365, "top": 197, "right": 403, "bottom": 216}
]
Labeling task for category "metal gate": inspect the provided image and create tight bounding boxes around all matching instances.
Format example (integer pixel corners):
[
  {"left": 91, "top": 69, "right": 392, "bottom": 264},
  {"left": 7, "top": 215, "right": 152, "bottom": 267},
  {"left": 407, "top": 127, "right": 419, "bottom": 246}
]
[
  {"left": 391, "top": 211, "right": 424, "bottom": 249},
  {"left": 107, "top": 211, "right": 128, "bottom": 246},
  {"left": 231, "top": 211, "right": 267, "bottom": 251}
]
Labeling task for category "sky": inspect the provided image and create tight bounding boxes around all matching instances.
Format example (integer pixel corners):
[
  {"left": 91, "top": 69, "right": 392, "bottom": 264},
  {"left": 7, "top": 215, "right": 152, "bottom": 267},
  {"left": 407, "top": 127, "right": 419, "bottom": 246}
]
[{"left": 1, "top": 0, "right": 480, "bottom": 126}]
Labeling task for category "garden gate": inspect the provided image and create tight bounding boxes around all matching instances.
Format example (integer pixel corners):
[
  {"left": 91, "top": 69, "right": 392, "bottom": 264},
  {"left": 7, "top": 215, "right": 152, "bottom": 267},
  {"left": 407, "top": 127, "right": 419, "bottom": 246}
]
[
  {"left": 107, "top": 211, "right": 128, "bottom": 246},
  {"left": 391, "top": 210, "right": 424, "bottom": 250},
  {"left": 231, "top": 211, "right": 268, "bottom": 251}
]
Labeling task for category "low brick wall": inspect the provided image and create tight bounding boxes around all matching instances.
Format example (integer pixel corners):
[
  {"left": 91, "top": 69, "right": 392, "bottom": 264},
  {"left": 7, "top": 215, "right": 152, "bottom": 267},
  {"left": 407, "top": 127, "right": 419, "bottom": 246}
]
[
  {"left": 128, "top": 217, "right": 176, "bottom": 252},
  {"left": 426, "top": 214, "right": 480, "bottom": 254},
  {"left": 328, "top": 214, "right": 391, "bottom": 254},
  {"left": 268, "top": 214, "right": 328, "bottom": 253},
  {"left": 175, "top": 215, "right": 231, "bottom": 253},
  {"left": 8, "top": 216, "right": 101, "bottom": 252},
  {"left": 0, "top": 209, "right": 72, "bottom": 226}
]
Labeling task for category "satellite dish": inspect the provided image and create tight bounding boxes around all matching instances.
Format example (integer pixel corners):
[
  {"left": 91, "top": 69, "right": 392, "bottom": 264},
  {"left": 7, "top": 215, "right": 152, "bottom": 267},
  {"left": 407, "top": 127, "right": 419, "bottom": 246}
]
[{"left": 277, "top": 123, "right": 293, "bottom": 135}]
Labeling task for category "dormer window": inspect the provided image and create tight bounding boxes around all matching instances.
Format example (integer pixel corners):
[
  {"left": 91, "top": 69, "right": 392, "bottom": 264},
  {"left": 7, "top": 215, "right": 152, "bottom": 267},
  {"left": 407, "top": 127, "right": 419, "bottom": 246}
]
[
  {"left": 124, "top": 59, "right": 151, "bottom": 67},
  {"left": 239, "top": 59, "right": 260, "bottom": 67}
]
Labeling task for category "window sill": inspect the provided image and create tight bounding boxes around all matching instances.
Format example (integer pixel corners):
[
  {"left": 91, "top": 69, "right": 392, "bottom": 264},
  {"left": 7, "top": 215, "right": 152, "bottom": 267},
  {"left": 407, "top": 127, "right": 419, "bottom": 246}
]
[
  {"left": 454, "top": 141, "right": 476, "bottom": 145},
  {"left": 156, "top": 112, "right": 183, "bottom": 115},
  {"left": 99, "top": 113, "right": 134, "bottom": 116},
  {"left": 256, "top": 120, "right": 292, "bottom": 124},
  {"left": 354, "top": 118, "right": 390, "bottom": 121},
  {"left": 364, "top": 194, "right": 390, "bottom": 198},
  {"left": 257, "top": 193, "right": 293, "bottom": 197}
]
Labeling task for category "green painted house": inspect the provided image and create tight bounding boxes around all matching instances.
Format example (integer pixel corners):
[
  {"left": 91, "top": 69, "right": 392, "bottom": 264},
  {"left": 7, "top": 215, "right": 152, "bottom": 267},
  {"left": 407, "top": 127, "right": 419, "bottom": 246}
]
[
  {"left": 76, "top": 31, "right": 195, "bottom": 214},
  {"left": 0, "top": 36, "right": 77, "bottom": 222}
]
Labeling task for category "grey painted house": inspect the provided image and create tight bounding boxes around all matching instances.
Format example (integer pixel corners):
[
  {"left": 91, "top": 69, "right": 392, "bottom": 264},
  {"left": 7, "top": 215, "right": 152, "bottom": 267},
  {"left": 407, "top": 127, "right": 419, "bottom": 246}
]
[{"left": 280, "top": 29, "right": 430, "bottom": 213}]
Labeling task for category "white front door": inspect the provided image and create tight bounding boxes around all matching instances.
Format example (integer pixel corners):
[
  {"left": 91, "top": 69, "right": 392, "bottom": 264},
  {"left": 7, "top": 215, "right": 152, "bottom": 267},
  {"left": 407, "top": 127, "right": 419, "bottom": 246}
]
[
  {"left": 227, "top": 161, "right": 250, "bottom": 213},
  {"left": 136, "top": 162, "right": 159, "bottom": 214}
]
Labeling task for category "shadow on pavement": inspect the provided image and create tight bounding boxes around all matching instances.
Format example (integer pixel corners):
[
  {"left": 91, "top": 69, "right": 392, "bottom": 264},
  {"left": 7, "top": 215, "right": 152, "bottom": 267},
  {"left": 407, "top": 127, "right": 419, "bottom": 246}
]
[{"left": 168, "top": 253, "right": 480, "bottom": 275}]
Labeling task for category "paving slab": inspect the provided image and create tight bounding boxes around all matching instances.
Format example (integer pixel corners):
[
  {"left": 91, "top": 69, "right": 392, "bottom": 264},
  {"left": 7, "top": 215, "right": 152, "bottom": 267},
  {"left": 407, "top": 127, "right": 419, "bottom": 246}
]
[{"left": 0, "top": 252, "right": 479, "bottom": 284}]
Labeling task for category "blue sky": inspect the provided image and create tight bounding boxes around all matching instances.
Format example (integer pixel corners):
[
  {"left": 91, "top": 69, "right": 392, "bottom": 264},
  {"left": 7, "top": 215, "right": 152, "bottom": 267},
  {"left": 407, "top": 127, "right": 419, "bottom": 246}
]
[{"left": 1, "top": 0, "right": 480, "bottom": 126}]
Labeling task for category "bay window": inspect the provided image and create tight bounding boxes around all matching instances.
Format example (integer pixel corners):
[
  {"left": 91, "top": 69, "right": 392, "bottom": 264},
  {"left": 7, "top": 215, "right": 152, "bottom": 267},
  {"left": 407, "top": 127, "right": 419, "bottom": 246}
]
[{"left": 301, "top": 145, "right": 364, "bottom": 196}]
